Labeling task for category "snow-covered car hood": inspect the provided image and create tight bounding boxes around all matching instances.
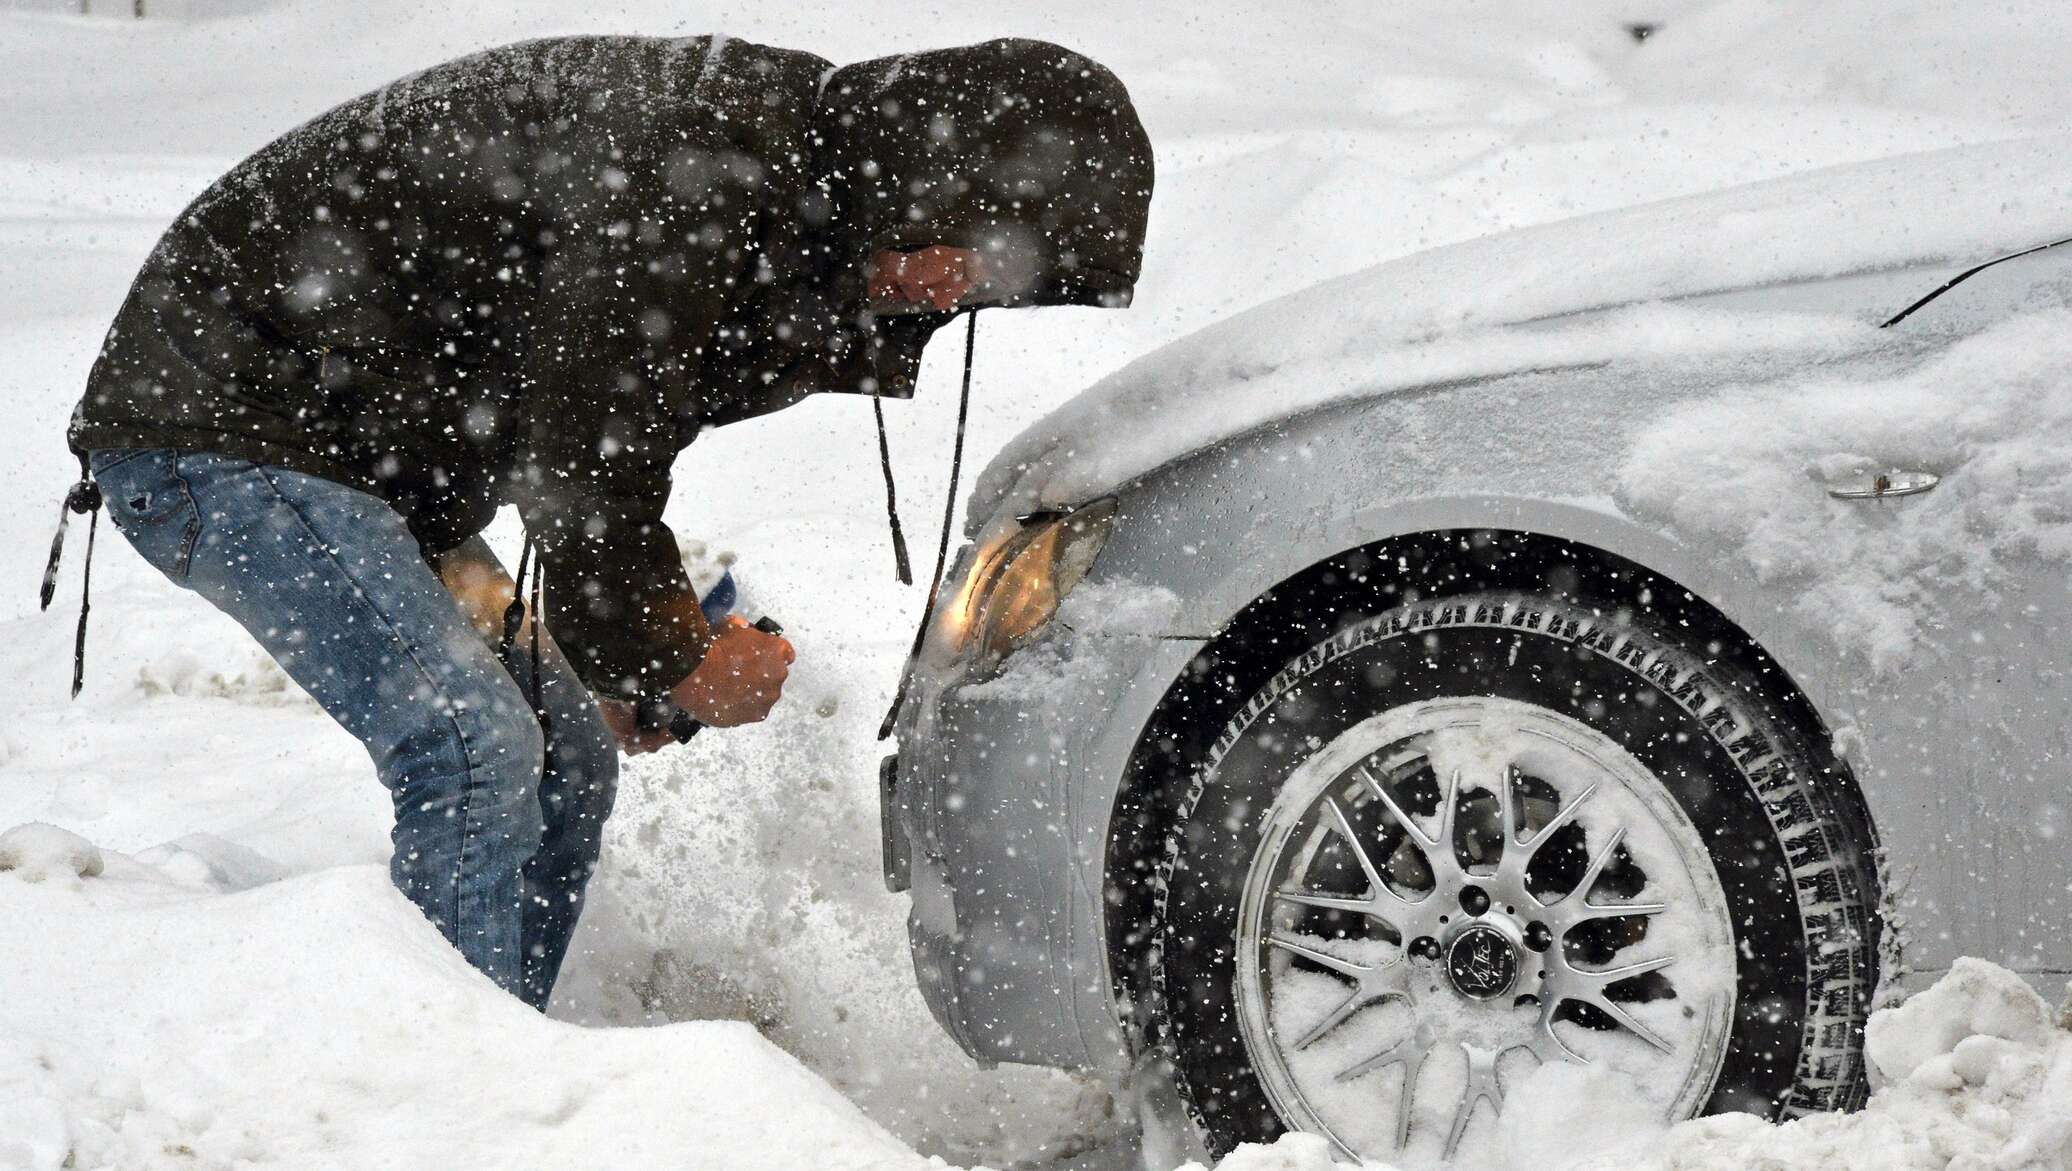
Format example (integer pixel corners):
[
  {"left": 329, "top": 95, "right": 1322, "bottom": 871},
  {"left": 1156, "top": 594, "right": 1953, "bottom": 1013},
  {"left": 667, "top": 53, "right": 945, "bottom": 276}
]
[{"left": 969, "top": 134, "right": 2072, "bottom": 524}]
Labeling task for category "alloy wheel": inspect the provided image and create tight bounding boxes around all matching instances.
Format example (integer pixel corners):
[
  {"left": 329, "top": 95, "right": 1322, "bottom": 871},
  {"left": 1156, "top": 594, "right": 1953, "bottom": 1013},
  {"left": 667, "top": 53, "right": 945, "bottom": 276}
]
[{"left": 1232, "top": 697, "right": 1736, "bottom": 1162}]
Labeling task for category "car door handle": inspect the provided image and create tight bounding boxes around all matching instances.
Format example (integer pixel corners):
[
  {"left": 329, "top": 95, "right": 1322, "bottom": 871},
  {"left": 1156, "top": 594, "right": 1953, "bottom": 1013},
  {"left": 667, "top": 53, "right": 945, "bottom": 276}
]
[{"left": 1827, "top": 470, "right": 1941, "bottom": 500}]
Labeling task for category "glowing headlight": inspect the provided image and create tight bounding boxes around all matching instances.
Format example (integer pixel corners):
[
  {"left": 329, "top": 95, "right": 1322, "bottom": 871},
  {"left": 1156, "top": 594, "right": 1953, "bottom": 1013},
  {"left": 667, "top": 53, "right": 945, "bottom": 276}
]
[{"left": 937, "top": 497, "right": 1118, "bottom": 669}]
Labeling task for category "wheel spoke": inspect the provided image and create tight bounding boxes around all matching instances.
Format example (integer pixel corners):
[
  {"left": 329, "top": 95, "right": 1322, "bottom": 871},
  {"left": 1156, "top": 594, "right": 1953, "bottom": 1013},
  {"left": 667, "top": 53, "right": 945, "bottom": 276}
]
[
  {"left": 1545, "top": 825, "right": 1672, "bottom": 923},
  {"left": 1274, "top": 887, "right": 1375, "bottom": 914},
  {"left": 1582, "top": 991, "right": 1674, "bottom": 1054},
  {"left": 1572, "top": 900, "right": 1668, "bottom": 921},
  {"left": 1430, "top": 762, "right": 1462, "bottom": 866},
  {"left": 1584, "top": 953, "right": 1676, "bottom": 982},
  {"left": 1267, "top": 934, "right": 1371, "bottom": 981},
  {"left": 1529, "top": 1010, "right": 1585, "bottom": 1065},
  {"left": 1543, "top": 954, "right": 1680, "bottom": 1053},
  {"left": 1289, "top": 983, "right": 1400, "bottom": 1051},
  {"left": 1334, "top": 1025, "right": 1434, "bottom": 1150},
  {"left": 1520, "top": 781, "right": 1600, "bottom": 859},
  {"left": 1353, "top": 763, "right": 1437, "bottom": 852},
  {"left": 1494, "top": 762, "right": 1518, "bottom": 850},
  {"left": 1444, "top": 1043, "right": 1506, "bottom": 1158},
  {"left": 1573, "top": 824, "right": 1628, "bottom": 902},
  {"left": 1323, "top": 797, "right": 1400, "bottom": 907}
]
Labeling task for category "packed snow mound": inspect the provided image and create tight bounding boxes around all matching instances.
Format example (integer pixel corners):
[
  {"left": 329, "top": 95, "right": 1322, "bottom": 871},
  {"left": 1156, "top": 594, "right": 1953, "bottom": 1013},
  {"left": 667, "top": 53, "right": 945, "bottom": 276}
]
[
  {"left": 1174, "top": 961, "right": 2072, "bottom": 1171},
  {"left": 0, "top": 837, "right": 934, "bottom": 1171},
  {"left": 1618, "top": 308, "right": 2072, "bottom": 669},
  {"left": 133, "top": 645, "right": 296, "bottom": 702},
  {"left": 1585, "top": 959, "right": 2072, "bottom": 1171},
  {"left": 972, "top": 134, "right": 2072, "bottom": 520},
  {"left": 0, "top": 822, "right": 103, "bottom": 882},
  {"left": 1866, "top": 958, "right": 2063, "bottom": 1084}
]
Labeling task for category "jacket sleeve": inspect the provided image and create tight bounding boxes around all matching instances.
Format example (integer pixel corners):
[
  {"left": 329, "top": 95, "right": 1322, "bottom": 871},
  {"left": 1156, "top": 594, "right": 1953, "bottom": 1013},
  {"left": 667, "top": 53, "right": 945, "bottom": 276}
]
[
  {"left": 496, "top": 39, "right": 824, "bottom": 695},
  {"left": 510, "top": 242, "right": 713, "bottom": 701}
]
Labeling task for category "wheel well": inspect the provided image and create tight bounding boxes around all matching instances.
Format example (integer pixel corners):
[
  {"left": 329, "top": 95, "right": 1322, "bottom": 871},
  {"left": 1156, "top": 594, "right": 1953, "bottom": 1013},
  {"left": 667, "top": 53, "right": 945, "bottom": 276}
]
[{"left": 1103, "top": 527, "right": 1878, "bottom": 1045}]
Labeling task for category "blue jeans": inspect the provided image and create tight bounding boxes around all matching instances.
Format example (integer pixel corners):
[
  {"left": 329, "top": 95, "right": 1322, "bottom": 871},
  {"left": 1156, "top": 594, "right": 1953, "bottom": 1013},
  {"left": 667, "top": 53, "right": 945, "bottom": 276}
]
[{"left": 88, "top": 449, "right": 618, "bottom": 1009}]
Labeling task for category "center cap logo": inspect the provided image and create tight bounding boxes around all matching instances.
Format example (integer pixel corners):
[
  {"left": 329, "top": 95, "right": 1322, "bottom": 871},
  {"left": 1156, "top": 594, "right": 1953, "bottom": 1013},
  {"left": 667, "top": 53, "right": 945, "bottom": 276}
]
[{"left": 1445, "top": 924, "right": 1519, "bottom": 1000}]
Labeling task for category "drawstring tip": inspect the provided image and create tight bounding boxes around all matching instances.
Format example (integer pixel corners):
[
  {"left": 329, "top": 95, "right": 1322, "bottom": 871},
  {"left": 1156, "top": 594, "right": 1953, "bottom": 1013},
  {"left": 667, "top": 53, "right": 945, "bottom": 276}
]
[
  {"left": 877, "top": 681, "right": 905, "bottom": 741},
  {"left": 499, "top": 540, "right": 535, "bottom": 659},
  {"left": 45, "top": 470, "right": 102, "bottom": 698},
  {"left": 42, "top": 479, "right": 102, "bottom": 610},
  {"left": 67, "top": 480, "right": 103, "bottom": 515},
  {"left": 68, "top": 502, "right": 99, "bottom": 701},
  {"left": 891, "top": 528, "right": 913, "bottom": 587},
  {"left": 499, "top": 598, "right": 526, "bottom": 656},
  {"left": 871, "top": 389, "right": 915, "bottom": 586}
]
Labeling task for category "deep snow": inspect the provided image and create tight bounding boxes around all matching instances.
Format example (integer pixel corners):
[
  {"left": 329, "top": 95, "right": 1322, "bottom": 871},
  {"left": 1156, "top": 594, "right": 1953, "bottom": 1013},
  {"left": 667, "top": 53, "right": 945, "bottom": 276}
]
[
  {"left": 3, "top": 2, "right": 2072, "bottom": 1169},
  {"left": 2, "top": 819, "right": 2067, "bottom": 1170}
]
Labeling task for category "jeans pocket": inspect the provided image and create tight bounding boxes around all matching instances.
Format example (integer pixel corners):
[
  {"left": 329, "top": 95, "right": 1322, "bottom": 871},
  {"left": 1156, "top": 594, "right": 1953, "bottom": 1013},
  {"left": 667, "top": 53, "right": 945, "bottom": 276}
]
[{"left": 92, "top": 449, "right": 202, "bottom": 580}]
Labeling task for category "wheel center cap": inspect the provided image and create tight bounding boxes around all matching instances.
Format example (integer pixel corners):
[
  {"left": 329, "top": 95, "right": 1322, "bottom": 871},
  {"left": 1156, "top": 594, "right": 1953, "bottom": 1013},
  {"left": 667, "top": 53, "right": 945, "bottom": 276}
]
[{"left": 1444, "top": 923, "right": 1520, "bottom": 1000}]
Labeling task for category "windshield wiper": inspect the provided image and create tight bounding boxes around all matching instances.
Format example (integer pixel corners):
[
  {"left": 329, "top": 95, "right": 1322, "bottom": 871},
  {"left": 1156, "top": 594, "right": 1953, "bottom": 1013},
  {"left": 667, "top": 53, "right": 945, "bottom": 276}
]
[{"left": 1881, "top": 234, "right": 2072, "bottom": 328}]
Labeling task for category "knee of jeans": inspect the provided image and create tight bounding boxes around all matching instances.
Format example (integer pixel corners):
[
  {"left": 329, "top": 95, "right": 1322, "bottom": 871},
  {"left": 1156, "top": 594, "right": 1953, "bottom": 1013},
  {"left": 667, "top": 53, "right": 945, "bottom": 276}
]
[
  {"left": 388, "top": 693, "right": 542, "bottom": 806},
  {"left": 461, "top": 702, "right": 548, "bottom": 803}
]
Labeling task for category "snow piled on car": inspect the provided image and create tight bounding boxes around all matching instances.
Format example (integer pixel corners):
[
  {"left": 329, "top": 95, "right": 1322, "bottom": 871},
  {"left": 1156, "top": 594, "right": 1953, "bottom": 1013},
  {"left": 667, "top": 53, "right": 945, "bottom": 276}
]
[
  {"left": 1618, "top": 308, "right": 2072, "bottom": 670},
  {"left": 970, "top": 133, "right": 2072, "bottom": 525}
]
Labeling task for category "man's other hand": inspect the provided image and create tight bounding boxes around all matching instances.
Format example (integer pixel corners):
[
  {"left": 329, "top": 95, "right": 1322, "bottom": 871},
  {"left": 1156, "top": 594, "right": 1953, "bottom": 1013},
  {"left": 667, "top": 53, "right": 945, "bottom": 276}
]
[
  {"left": 671, "top": 616, "right": 795, "bottom": 728},
  {"left": 597, "top": 698, "right": 675, "bottom": 757},
  {"left": 869, "top": 245, "right": 986, "bottom": 311}
]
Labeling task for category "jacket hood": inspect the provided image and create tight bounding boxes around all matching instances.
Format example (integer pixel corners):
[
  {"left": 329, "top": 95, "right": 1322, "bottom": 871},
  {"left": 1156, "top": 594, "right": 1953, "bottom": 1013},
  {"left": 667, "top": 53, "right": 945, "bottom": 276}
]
[{"left": 814, "top": 39, "right": 1154, "bottom": 310}]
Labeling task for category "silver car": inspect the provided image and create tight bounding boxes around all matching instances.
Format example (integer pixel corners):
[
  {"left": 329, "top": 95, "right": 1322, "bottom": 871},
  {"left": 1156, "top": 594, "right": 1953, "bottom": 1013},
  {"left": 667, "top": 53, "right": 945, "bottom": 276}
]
[{"left": 883, "top": 138, "right": 2072, "bottom": 1166}]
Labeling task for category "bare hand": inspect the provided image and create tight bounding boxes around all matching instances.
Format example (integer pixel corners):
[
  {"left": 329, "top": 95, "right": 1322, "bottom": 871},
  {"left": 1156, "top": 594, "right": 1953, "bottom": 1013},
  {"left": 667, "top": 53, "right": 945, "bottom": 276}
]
[
  {"left": 597, "top": 698, "right": 675, "bottom": 757},
  {"left": 670, "top": 616, "right": 795, "bottom": 727},
  {"left": 869, "top": 245, "right": 987, "bottom": 311}
]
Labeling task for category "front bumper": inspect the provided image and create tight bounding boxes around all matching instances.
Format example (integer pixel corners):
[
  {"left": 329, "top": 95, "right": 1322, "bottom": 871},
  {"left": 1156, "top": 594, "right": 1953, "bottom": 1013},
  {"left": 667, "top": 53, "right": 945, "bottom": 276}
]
[{"left": 885, "top": 621, "right": 1206, "bottom": 1073}]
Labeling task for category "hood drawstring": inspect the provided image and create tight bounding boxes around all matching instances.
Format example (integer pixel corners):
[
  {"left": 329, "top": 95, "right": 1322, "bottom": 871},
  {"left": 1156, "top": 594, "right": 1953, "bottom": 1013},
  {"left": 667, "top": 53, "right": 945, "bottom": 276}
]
[
  {"left": 498, "top": 540, "right": 533, "bottom": 660},
  {"left": 878, "top": 307, "right": 979, "bottom": 740},
  {"left": 498, "top": 537, "right": 550, "bottom": 740},
  {"left": 872, "top": 389, "right": 914, "bottom": 585},
  {"left": 41, "top": 454, "right": 102, "bottom": 698},
  {"left": 529, "top": 549, "right": 550, "bottom": 745}
]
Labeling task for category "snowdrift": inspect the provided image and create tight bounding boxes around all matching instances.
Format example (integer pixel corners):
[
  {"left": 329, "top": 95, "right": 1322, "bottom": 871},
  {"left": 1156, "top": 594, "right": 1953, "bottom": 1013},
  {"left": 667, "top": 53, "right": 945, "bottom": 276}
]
[
  {"left": 0, "top": 825, "right": 930, "bottom": 1171},
  {"left": 3, "top": 823, "right": 2068, "bottom": 1170}
]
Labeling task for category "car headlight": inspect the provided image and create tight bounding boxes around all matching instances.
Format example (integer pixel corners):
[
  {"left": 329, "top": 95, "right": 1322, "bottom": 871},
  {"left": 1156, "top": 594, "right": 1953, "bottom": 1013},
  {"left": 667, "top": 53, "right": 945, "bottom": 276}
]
[{"left": 935, "top": 497, "right": 1118, "bottom": 670}]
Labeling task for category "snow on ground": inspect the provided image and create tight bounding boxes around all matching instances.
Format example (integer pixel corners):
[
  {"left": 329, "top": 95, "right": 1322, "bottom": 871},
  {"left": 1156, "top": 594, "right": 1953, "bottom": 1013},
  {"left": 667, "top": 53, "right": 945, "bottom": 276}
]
[
  {"left": 1, "top": 822, "right": 2066, "bottom": 1170},
  {"left": 0, "top": 830, "right": 933, "bottom": 1171},
  {"left": 2, "top": 1, "right": 2071, "bottom": 1169}
]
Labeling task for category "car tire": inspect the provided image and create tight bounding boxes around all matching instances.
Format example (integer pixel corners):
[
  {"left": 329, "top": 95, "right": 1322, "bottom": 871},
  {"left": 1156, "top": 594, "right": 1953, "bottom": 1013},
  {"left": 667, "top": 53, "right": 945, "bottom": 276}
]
[{"left": 1144, "top": 588, "right": 1878, "bottom": 1162}]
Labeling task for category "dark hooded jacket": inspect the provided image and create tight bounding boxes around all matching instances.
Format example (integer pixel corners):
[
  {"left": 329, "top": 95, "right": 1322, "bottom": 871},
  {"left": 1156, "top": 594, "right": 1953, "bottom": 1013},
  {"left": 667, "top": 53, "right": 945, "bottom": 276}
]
[{"left": 68, "top": 35, "right": 1152, "bottom": 700}]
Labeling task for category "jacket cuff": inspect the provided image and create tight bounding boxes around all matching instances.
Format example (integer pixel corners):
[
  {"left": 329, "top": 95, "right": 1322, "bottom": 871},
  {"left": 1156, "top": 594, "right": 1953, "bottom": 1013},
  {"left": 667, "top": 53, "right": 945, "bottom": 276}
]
[{"left": 581, "top": 593, "right": 711, "bottom": 701}]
